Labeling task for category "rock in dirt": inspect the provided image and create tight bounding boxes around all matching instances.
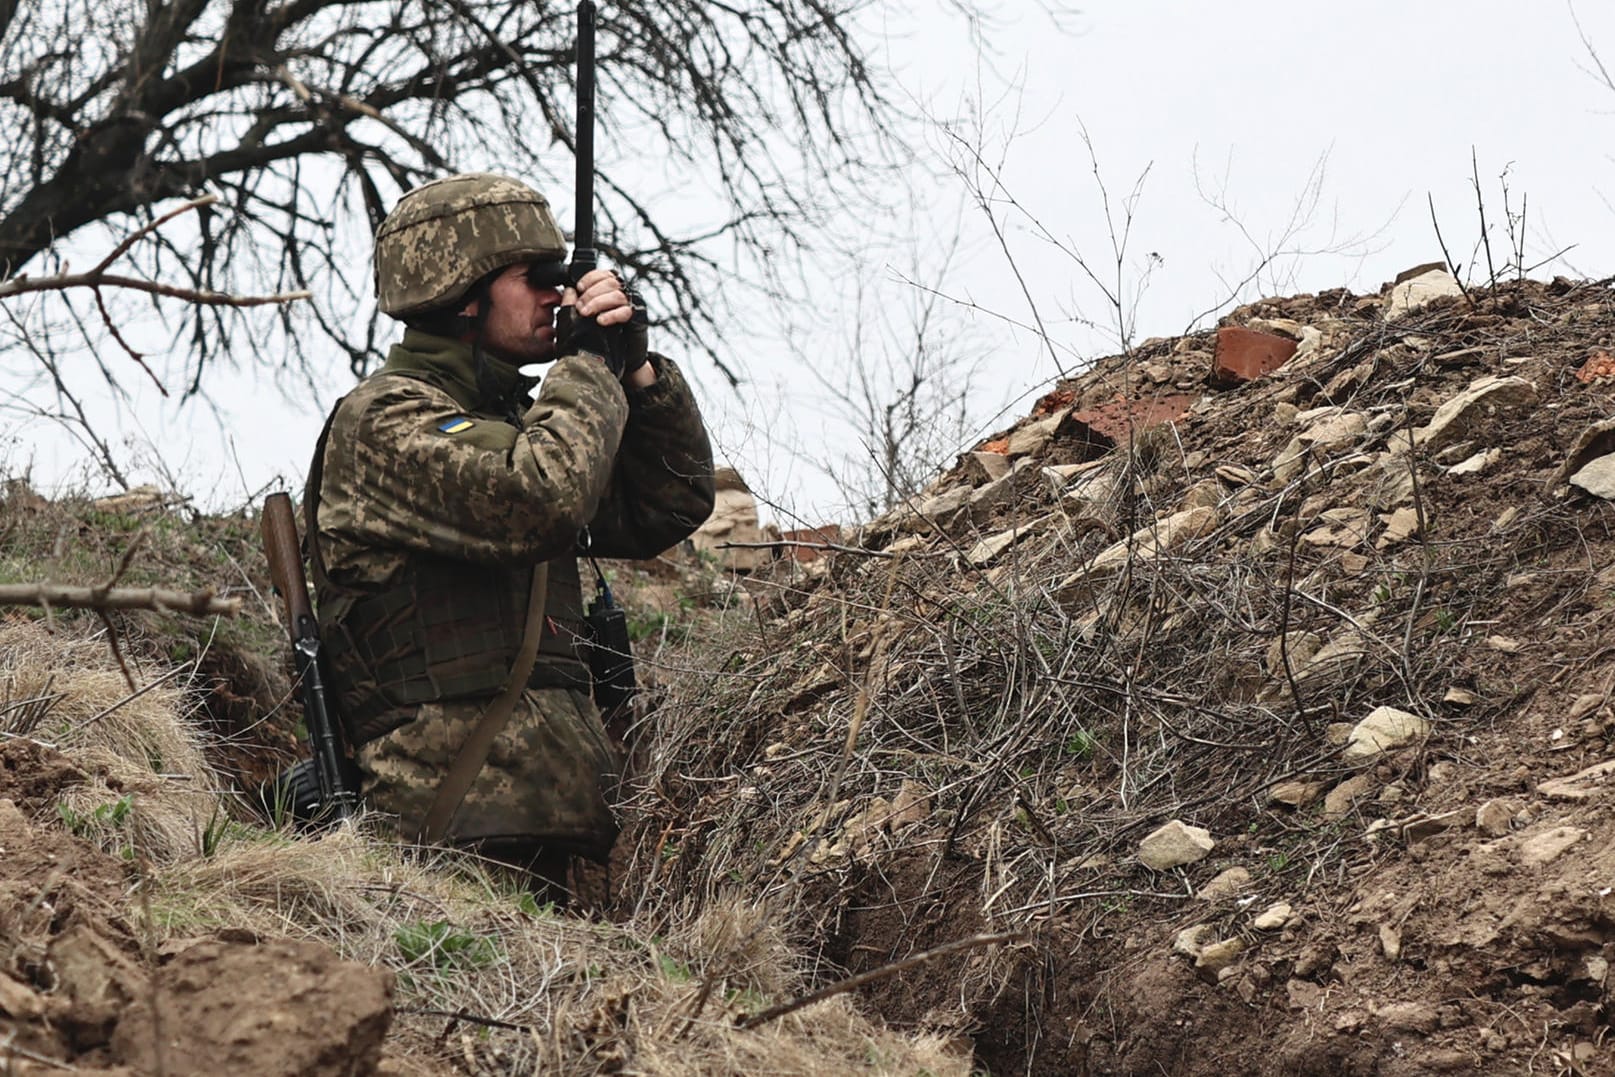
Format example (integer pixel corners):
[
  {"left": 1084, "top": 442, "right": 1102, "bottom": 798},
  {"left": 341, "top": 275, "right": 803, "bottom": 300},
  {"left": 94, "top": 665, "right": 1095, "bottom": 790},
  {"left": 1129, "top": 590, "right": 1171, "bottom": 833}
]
[
  {"left": 1569, "top": 454, "right": 1615, "bottom": 500},
  {"left": 1376, "top": 1000, "right": 1441, "bottom": 1034},
  {"left": 1384, "top": 263, "right": 1463, "bottom": 318},
  {"left": 1137, "top": 819, "right": 1215, "bottom": 870},
  {"left": 1517, "top": 826, "right": 1586, "bottom": 867},
  {"left": 1252, "top": 903, "right": 1294, "bottom": 931},
  {"left": 1198, "top": 866, "right": 1252, "bottom": 902},
  {"left": 1408, "top": 375, "right": 1538, "bottom": 453},
  {"left": 1323, "top": 774, "right": 1378, "bottom": 817},
  {"left": 1270, "top": 780, "right": 1327, "bottom": 808},
  {"left": 1475, "top": 798, "right": 1518, "bottom": 837},
  {"left": 1379, "top": 924, "right": 1402, "bottom": 962},
  {"left": 1341, "top": 706, "right": 1431, "bottom": 763},
  {"left": 1212, "top": 326, "right": 1298, "bottom": 384},
  {"left": 1194, "top": 937, "right": 1247, "bottom": 976},
  {"left": 1173, "top": 923, "right": 1216, "bottom": 959},
  {"left": 1535, "top": 759, "right": 1615, "bottom": 800}
]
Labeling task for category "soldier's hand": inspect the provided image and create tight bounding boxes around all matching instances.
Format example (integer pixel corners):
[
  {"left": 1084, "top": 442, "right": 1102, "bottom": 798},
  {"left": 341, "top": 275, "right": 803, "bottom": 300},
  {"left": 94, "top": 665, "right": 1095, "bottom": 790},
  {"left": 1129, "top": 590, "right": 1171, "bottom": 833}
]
[
  {"left": 567, "top": 269, "right": 633, "bottom": 326},
  {"left": 558, "top": 269, "right": 649, "bottom": 381}
]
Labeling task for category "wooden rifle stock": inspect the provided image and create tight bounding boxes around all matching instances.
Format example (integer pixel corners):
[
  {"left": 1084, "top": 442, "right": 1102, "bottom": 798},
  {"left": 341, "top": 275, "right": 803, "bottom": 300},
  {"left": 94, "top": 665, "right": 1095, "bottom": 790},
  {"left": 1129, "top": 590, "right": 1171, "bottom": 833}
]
[{"left": 261, "top": 492, "right": 356, "bottom": 821}]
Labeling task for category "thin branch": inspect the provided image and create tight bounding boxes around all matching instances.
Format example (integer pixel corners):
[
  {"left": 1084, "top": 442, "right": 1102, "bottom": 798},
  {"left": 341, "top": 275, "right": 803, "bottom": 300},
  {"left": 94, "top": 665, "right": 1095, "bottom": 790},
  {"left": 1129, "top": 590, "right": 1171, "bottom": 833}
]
[
  {"left": 736, "top": 930, "right": 1024, "bottom": 1029},
  {"left": 0, "top": 583, "right": 241, "bottom": 616}
]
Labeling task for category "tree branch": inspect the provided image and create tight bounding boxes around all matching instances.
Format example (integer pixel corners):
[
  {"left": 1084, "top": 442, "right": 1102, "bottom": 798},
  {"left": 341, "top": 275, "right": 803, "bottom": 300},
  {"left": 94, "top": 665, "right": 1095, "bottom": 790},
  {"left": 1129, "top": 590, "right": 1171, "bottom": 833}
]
[{"left": 0, "top": 584, "right": 242, "bottom": 617}]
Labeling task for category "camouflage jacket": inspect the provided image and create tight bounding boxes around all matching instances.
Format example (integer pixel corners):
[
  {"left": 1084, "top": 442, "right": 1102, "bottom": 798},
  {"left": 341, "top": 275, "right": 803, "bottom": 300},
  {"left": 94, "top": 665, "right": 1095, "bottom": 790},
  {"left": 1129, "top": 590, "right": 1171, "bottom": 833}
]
[{"left": 308, "top": 331, "right": 715, "bottom": 851}]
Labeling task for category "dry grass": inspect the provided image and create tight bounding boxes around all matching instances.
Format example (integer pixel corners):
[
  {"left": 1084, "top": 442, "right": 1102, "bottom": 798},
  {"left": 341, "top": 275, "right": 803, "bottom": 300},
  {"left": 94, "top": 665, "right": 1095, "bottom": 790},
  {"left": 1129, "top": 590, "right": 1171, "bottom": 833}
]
[{"left": 0, "top": 616, "right": 970, "bottom": 1075}]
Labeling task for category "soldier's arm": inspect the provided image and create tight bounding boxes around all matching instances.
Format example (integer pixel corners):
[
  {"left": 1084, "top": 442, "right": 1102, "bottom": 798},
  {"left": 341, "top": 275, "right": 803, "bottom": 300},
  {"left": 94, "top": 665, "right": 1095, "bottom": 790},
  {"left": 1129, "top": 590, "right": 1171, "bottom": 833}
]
[
  {"left": 581, "top": 355, "right": 716, "bottom": 559},
  {"left": 324, "top": 356, "right": 630, "bottom": 565}
]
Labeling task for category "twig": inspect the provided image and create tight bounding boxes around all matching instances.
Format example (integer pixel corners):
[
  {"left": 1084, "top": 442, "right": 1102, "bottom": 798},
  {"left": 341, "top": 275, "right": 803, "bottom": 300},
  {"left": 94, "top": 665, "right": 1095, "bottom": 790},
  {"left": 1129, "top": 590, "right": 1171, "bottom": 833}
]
[
  {"left": 1471, "top": 147, "right": 1497, "bottom": 289},
  {"left": 716, "top": 539, "right": 902, "bottom": 560},
  {"left": 736, "top": 930, "right": 1024, "bottom": 1029},
  {"left": 400, "top": 1007, "right": 534, "bottom": 1033},
  {"left": 0, "top": 271, "right": 311, "bottom": 307},
  {"left": 1426, "top": 193, "right": 1478, "bottom": 311},
  {"left": 0, "top": 1033, "right": 78, "bottom": 1070},
  {"left": 65, "top": 662, "right": 192, "bottom": 735},
  {"left": 0, "top": 583, "right": 241, "bottom": 616},
  {"left": 96, "top": 609, "right": 137, "bottom": 693}
]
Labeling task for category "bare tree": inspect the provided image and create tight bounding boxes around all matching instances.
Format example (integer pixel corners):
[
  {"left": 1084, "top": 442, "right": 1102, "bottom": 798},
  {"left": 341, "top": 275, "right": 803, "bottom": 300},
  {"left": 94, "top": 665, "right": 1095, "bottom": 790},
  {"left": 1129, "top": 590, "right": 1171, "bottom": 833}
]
[
  {"left": 802, "top": 225, "right": 995, "bottom": 519},
  {"left": 0, "top": 0, "right": 997, "bottom": 396}
]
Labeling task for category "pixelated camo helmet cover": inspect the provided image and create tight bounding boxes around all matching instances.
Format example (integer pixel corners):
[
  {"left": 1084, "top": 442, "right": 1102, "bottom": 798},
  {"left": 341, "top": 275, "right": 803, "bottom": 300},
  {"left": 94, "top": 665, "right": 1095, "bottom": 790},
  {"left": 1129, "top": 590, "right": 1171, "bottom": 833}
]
[{"left": 373, "top": 173, "right": 568, "bottom": 318}]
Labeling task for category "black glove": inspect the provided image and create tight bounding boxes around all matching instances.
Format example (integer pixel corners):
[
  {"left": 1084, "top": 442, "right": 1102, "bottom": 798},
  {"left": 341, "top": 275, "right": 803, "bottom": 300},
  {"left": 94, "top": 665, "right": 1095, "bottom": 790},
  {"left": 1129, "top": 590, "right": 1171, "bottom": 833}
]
[{"left": 556, "top": 287, "right": 649, "bottom": 378}]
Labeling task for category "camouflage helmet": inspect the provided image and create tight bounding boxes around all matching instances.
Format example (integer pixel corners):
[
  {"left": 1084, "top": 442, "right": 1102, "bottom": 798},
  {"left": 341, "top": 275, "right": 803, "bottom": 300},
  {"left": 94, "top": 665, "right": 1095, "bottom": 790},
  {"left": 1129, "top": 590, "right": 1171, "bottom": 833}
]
[{"left": 373, "top": 173, "right": 568, "bottom": 318}]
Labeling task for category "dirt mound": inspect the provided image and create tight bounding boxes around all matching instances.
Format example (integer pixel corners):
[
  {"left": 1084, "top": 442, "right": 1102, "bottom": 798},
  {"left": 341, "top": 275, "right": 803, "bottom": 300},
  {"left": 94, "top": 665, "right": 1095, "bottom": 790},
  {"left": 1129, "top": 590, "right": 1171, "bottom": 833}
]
[
  {"left": 617, "top": 271, "right": 1615, "bottom": 1074},
  {"left": 0, "top": 747, "right": 393, "bottom": 1076}
]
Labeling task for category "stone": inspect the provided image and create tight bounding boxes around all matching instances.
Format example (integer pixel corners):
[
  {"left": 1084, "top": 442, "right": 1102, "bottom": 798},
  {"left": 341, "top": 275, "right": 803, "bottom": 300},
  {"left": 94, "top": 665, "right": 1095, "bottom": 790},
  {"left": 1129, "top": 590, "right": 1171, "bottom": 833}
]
[
  {"left": 1536, "top": 760, "right": 1615, "bottom": 800},
  {"left": 1137, "top": 819, "right": 1216, "bottom": 871},
  {"left": 919, "top": 485, "right": 971, "bottom": 520},
  {"left": 1173, "top": 923, "right": 1216, "bottom": 959},
  {"left": 1408, "top": 375, "right": 1538, "bottom": 453},
  {"left": 1198, "top": 867, "right": 1252, "bottom": 902},
  {"left": 967, "top": 526, "right": 1029, "bottom": 566},
  {"left": 1449, "top": 448, "right": 1503, "bottom": 476},
  {"left": 963, "top": 451, "right": 1012, "bottom": 484},
  {"left": 1253, "top": 903, "right": 1293, "bottom": 931},
  {"left": 1270, "top": 780, "right": 1327, "bottom": 808},
  {"left": 1444, "top": 687, "right": 1478, "bottom": 706},
  {"left": 1569, "top": 454, "right": 1615, "bottom": 500},
  {"left": 1341, "top": 707, "right": 1431, "bottom": 764},
  {"left": 1286, "top": 978, "right": 1324, "bottom": 1011},
  {"left": 690, "top": 467, "right": 773, "bottom": 570},
  {"left": 1474, "top": 799, "right": 1516, "bottom": 837},
  {"left": 889, "top": 780, "right": 930, "bottom": 830},
  {"left": 1375, "top": 506, "right": 1421, "bottom": 549},
  {"left": 1006, "top": 410, "right": 1070, "bottom": 457},
  {"left": 1554, "top": 417, "right": 1615, "bottom": 485},
  {"left": 1213, "top": 326, "right": 1299, "bottom": 384},
  {"left": 1194, "top": 938, "right": 1247, "bottom": 975},
  {"left": 1376, "top": 1000, "right": 1441, "bottom": 1034},
  {"left": 1383, "top": 263, "right": 1463, "bottom": 319},
  {"left": 1518, "top": 826, "right": 1585, "bottom": 867},
  {"left": 1249, "top": 317, "right": 1305, "bottom": 340},
  {"left": 1072, "top": 393, "right": 1195, "bottom": 443},
  {"left": 1215, "top": 464, "right": 1258, "bottom": 486},
  {"left": 1057, "top": 507, "right": 1220, "bottom": 604},
  {"left": 1272, "top": 410, "right": 1368, "bottom": 483},
  {"left": 1264, "top": 631, "right": 1322, "bottom": 677},
  {"left": 1323, "top": 774, "right": 1377, "bottom": 817},
  {"left": 1379, "top": 924, "right": 1402, "bottom": 962}
]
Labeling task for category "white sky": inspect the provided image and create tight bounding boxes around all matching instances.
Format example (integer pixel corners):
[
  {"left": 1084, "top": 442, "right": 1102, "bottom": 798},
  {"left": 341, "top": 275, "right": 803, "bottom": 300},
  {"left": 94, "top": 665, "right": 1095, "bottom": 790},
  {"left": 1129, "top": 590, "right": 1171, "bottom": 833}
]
[{"left": 7, "top": 1, "right": 1615, "bottom": 526}]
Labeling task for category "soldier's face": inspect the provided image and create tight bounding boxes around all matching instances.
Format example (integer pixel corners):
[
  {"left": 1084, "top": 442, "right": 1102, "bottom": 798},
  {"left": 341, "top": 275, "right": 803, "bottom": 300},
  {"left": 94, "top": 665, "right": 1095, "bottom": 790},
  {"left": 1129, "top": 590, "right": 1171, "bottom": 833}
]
[{"left": 466, "top": 263, "right": 564, "bottom": 363}]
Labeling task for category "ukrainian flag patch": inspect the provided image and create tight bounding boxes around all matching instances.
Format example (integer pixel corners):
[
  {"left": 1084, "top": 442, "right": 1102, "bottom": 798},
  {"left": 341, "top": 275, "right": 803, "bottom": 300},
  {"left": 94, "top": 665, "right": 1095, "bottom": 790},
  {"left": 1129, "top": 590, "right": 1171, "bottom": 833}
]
[{"left": 438, "top": 417, "right": 475, "bottom": 434}]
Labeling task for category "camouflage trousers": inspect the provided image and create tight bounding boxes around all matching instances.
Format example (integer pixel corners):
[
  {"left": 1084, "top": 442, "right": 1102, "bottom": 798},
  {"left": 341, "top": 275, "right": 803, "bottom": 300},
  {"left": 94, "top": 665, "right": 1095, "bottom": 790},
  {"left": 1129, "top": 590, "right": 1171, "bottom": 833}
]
[{"left": 357, "top": 685, "right": 622, "bottom": 861}]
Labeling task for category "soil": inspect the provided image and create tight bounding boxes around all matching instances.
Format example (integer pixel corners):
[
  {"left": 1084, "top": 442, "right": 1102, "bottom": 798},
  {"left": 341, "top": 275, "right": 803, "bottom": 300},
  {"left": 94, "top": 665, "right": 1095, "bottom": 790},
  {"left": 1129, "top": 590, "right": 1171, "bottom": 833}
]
[
  {"left": 0, "top": 742, "right": 394, "bottom": 1076},
  {"left": 616, "top": 276, "right": 1615, "bottom": 1075}
]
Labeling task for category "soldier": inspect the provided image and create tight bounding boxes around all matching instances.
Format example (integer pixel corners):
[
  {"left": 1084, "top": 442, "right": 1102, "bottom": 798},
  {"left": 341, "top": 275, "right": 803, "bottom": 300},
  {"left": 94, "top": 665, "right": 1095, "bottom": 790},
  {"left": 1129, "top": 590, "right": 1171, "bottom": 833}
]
[{"left": 305, "top": 173, "right": 715, "bottom": 898}]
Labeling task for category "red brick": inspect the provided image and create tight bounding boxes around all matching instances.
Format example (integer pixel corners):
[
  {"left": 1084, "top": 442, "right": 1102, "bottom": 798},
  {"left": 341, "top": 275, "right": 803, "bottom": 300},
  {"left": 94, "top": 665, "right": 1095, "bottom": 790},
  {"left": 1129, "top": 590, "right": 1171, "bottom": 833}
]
[
  {"left": 1213, "top": 326, "right": 1298, "bottom": 384},
  {"left": 1072, "top": 393, "right": 1195, "bottom": 443},
  {"left": 780, "top": 525, "right": 842, "bottom": 563}
]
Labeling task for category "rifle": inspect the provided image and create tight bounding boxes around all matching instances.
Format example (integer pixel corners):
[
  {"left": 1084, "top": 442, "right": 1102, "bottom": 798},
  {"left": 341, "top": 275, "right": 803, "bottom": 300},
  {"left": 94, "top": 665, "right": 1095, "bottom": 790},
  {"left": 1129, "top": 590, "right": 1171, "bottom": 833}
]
[{"left": 260, "top": 492, "right": 357, "bottom": 823}]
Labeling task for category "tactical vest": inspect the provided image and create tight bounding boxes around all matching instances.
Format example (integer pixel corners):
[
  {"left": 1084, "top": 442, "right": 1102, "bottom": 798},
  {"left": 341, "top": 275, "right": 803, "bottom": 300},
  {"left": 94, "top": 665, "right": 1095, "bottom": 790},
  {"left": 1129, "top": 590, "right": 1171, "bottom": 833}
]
[{"left": 307, "top": 375, "right": 591, "bottom": 746}]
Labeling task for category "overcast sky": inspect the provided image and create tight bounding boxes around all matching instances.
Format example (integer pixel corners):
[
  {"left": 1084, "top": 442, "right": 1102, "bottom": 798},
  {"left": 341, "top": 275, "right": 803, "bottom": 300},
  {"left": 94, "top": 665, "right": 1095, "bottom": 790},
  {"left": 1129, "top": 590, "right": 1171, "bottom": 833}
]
[{"left": 7, "top": 1, "right": 1615, "bottom": 525}]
